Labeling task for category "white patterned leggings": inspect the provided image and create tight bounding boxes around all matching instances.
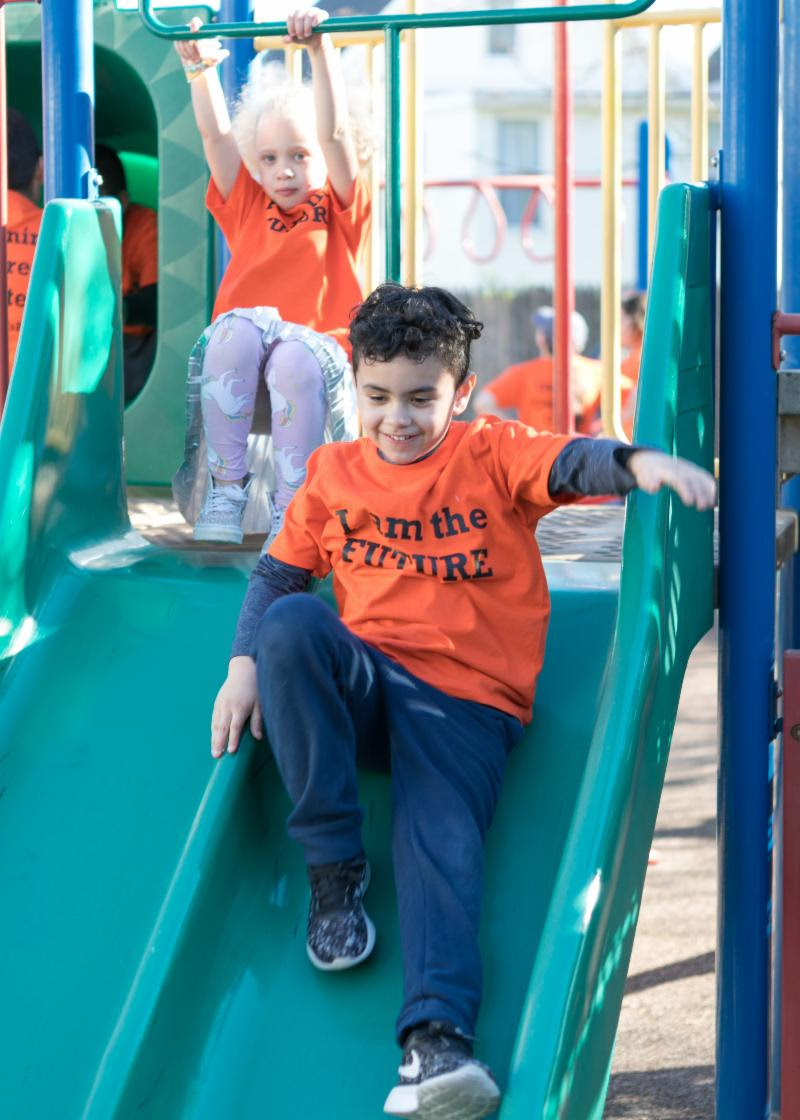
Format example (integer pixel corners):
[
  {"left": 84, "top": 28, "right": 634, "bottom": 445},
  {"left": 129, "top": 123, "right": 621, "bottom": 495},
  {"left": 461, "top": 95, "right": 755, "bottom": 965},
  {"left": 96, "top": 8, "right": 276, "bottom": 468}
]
[{"left": 200, "top": 313, "right": 328, "bottom": 530}]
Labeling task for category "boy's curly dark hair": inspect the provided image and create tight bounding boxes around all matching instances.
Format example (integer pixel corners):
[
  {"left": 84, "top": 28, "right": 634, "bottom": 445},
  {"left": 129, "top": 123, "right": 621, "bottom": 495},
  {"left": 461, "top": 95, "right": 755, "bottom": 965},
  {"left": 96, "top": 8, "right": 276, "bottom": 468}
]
[{"left": 349, "top": 284, "right": 483, "bottom": 385}]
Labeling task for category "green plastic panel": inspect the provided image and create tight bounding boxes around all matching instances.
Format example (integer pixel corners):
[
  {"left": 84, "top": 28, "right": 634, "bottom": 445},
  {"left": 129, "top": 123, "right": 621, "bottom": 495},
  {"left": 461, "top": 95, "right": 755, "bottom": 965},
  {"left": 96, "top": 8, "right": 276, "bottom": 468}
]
[
  {"left": 119, "top": 151, "right": 159, "bottom": 210},
  {"left": 6, "top": 3, "right": 214, "bottom": 485},
  {"left": 0, "top": 183, "right": 713, "bottom": 1119}
]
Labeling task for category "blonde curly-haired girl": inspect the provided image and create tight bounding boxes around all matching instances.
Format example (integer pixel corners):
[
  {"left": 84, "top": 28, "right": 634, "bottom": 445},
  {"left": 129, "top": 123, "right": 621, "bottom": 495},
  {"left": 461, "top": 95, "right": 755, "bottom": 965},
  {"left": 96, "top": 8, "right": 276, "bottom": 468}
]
[{"left": 173, "top": 8, "right": 371, "bottom": 545}]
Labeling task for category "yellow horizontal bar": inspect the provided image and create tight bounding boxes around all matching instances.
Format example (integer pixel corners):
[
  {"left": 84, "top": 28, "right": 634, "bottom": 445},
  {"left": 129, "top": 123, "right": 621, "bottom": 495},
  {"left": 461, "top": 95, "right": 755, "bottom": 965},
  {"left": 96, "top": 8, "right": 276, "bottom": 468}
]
[
  {"left": 612, "top": 7, "right": 720, "bottom": 28},
  {"left": 254, "top": 30, "right": 386, "bottom": 51}
]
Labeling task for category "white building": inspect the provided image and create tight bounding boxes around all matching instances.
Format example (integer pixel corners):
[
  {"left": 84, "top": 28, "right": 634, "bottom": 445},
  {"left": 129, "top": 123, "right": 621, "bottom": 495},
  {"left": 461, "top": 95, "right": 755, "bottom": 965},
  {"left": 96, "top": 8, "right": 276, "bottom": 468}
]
[{"left": 366, "top": 0, "right": 720, "bottom": 292}]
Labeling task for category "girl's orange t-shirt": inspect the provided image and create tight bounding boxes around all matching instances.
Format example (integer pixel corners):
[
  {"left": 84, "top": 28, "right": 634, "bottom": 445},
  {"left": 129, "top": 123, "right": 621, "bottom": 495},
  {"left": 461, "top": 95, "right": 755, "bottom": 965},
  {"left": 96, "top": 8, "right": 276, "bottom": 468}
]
[
  {"left": 207, "top": 165, "right": 371, "bottom": 355},
  {"left": 269, "top": 417, "right": 575, "bottom": 723}
]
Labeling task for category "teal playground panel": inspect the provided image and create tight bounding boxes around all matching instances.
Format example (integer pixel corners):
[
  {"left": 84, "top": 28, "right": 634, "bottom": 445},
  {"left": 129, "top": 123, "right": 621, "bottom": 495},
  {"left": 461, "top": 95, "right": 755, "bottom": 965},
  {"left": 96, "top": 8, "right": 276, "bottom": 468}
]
[
  {"left": 0, "top": 180, "right": 713, "bottom": 1117},
  {"left": 7, "top": 3, "right": 214, "bottom": 484}
]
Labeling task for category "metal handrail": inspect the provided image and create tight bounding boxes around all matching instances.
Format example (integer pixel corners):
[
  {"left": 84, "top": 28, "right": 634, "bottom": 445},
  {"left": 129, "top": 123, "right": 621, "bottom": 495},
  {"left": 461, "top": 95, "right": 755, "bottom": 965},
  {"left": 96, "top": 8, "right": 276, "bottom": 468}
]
[
  {"left": 140, "top": 1, "right": 659, "bottom": 39},
  {"left": 138, "top": 0, "right": 668, "bottom": 429},
  {"left": 420, "top": 176, "right": 638, "bottom": 264},
  {"left": 139, "top": 0, "right": 658, "bottom": 283}
]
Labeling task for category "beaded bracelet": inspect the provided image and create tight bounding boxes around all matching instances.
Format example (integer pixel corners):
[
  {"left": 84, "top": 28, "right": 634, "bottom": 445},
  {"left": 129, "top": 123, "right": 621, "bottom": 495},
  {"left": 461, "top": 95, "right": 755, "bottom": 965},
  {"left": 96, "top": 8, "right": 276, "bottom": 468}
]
[{"left": 183, "top": 51, "right": 229, "bottom": 82}]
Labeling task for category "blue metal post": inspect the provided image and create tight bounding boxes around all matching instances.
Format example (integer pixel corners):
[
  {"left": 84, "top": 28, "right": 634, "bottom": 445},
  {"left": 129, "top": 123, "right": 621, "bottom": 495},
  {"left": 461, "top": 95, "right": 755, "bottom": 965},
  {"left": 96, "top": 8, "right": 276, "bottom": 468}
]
[
  {"left": 215, "top": 0, "right": 255, "bottom": 289},
  {"left": 717, "top": 1, "right": 780, "bottom": 1117},
  {"left": 220, "top": 0, "right": 254, "bottom": 101},
  {"left": 41, "top": 0, "right": 95, "bottom": 200},
  {"left": 773, "top": 2, "right": 800, "bottom": 1109}
]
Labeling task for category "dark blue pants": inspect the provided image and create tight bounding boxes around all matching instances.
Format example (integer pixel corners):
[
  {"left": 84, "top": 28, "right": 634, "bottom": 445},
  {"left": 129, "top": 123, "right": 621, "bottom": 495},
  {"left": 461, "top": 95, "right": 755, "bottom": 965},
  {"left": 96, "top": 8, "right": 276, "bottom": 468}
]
[{"left": 255, "top": 594, "right": 522, "bottom": 1042}]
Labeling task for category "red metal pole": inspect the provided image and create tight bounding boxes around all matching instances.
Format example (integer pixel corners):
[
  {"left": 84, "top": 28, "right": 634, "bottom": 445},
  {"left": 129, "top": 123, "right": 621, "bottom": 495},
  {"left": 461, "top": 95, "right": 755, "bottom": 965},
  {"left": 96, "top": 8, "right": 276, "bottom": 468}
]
[
  {"left": 553, "top": 0, "right": 574, "bottom": 433},
  {"left": 0, "top": 4, "right": 9, "bottom": 418}
]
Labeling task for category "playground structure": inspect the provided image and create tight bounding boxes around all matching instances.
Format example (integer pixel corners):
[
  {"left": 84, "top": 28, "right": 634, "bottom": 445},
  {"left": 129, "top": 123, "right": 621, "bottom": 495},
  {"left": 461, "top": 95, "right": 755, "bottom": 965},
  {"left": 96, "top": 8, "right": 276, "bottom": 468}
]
[{"left": 0, "top": 1, "right": 789, "bottom": 1118}]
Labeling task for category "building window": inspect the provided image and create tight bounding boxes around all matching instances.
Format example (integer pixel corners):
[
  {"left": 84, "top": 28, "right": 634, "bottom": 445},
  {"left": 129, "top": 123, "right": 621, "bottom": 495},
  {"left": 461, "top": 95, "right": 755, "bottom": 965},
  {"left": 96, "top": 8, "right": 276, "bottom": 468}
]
[
  {"left": 487, "top": 0, "right": 516, "bottom": 54},
  {"left": 495, "top": 118, "right": 540, "bottom": 225},
  {"left": 488, "top": 23, "right": 516, "bottom": 55}
]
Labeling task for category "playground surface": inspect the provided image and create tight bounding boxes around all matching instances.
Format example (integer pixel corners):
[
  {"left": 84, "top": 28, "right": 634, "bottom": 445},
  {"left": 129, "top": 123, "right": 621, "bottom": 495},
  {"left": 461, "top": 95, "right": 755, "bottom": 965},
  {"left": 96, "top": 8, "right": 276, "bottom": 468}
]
[{"left": 605, "top": 628, "right": 717, "bottom": 1120}]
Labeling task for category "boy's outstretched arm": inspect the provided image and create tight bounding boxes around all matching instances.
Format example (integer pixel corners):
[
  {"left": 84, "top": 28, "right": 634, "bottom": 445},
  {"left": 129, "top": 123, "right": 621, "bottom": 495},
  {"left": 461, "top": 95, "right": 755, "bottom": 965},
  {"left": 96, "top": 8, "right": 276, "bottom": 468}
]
[
  {"left": 548, "top": 438, "right": 716, "bottom": 509},
  {"left": 175, "top": 17, "right": 241, "bottom": 200},
  {"left": 285, "top": 7, "right": 359, "bottom": 206},
  {"left": 211, "top": 555, "right": 313, "bottom": 757}
]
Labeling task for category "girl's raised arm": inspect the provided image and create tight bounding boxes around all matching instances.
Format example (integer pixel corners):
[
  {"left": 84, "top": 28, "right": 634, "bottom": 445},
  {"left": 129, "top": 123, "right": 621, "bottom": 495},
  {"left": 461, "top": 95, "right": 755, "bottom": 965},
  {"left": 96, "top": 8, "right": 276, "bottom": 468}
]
[
  {"left": 176, "top": 18, "right": 242, "bottom": 200},
  {"left": 286, "top": 8, "right": 359, "bottom": 207}
]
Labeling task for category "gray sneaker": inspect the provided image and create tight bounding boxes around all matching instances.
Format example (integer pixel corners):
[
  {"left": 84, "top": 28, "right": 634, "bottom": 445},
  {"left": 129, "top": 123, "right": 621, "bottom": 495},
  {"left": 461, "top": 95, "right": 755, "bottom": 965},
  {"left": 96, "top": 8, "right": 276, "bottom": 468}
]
[
  {"left": 384, "top": 1022, "right": 499, "bottom": 1119},
  {"left": 194, "top": 474, "right": 250, "bottom": 544},
  {"left": 306, "top": 857, "right": 375, "bottom": 971}
]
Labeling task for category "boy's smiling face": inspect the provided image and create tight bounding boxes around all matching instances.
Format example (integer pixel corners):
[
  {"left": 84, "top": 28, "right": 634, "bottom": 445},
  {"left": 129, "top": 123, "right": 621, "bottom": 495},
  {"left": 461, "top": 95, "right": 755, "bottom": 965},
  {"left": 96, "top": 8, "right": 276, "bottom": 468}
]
[{"left": 356, "top": 355, "right": 476, "bottom": 465}]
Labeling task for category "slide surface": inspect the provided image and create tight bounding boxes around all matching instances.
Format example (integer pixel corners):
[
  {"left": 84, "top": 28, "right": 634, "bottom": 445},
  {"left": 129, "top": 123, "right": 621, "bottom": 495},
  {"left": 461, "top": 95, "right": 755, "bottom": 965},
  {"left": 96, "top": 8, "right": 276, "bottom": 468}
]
[{"left": 0, "top": 184, "right": 714, "bottom": 1119}]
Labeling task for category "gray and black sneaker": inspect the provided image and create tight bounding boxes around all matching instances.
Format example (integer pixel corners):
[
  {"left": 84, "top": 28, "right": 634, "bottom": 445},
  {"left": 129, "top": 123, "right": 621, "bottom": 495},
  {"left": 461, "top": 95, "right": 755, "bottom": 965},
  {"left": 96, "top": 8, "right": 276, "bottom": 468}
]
[
  {"left": 306, "top": 856, "right": 375, "bottom": 971},
  {"left": 383, "top": 1021, "right": 500, "bottom": 1119}
]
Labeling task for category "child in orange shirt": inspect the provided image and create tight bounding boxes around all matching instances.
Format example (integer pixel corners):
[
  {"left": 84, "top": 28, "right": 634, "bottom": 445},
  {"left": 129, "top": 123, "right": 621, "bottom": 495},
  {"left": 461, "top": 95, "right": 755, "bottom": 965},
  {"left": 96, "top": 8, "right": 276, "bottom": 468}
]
[
  {"left": 6, "top": 109, "right": 43, "bottom": 371},
  {"left": 172, "top": 7, "right": 370, "bottom": 544},
  {"left": 96, "top": 145, "right": 159, "bottom": 403},
  {"left": 620, "top": 290, "right": 647, "bottom": 437},
  {"left": 474, "top": 306, "right": 601, "bottom": 433},
  {"left": 210, "top": 284, "right": 715, "bottom": 1120}
]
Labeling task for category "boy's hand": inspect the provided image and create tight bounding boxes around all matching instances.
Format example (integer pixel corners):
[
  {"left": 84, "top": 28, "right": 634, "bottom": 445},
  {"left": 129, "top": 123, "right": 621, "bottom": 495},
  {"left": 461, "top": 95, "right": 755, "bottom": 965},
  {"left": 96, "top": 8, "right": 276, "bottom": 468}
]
[
  {"left": 211, "top": 656, "right": 264, "bottom": 759},
  {"left": 175, "top": 16, "right": 229, "bottom": 75},
  {"left": 284, "top": 7, "right": 329, "bottom": 50},
  {"left": 627, "top": 449, "right": 716, "bottom": 510}
]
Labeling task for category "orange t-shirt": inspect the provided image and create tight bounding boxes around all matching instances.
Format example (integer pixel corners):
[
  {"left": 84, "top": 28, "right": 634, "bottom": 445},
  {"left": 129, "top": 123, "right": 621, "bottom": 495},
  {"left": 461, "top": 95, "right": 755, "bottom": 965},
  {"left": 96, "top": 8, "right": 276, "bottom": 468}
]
[
  {"left": 6, "top": 189, "right": 43, "bottom": 368},
  {"left": 122, "top": 203, "right": 158, "bottom": 337},
  {"left": 207, "top": 166, "right": 371, "bottom": 354},
  {"left": 621, "top": 339, "right": 642, "bottom": 437},
  {"left": 270, "top": 418, "right": 575, "bottom": 723},
  {"left": 483, "top": 356, "right": 553, "bottom": 430},
  {"left": 483, "top": 354, "right": 602, "bottom": 433}
]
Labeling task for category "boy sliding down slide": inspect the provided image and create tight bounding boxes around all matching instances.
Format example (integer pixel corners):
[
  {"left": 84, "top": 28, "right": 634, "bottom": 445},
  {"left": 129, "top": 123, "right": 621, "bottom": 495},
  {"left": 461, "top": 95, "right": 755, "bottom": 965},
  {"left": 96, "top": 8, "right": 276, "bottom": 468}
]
[{"left": 211, "top": 284, "right": 715, "bottom": 1120}]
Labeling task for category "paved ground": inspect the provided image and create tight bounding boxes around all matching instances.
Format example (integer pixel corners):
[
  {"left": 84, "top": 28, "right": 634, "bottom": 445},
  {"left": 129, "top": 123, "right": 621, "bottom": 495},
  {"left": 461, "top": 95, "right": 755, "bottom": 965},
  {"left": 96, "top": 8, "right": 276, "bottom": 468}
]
[{"left": 604, "top": 628, "right": 718, "bottom": 1119}]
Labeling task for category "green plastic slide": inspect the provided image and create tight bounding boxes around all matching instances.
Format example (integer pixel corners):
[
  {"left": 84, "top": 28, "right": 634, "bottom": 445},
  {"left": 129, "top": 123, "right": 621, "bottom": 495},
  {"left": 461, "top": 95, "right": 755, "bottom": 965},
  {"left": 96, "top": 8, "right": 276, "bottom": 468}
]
[{"left": 0, "top": 183, "right": 713, "bottom": 1119}]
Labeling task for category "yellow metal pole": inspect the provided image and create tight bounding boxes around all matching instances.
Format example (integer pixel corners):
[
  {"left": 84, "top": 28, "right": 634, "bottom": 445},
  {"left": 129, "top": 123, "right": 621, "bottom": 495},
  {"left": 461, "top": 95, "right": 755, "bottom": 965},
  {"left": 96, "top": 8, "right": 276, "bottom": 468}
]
[
  {"left": 601, "top": 21, "right": 625, "bottom": 439},
  {"left": 284, "top": 44, "right": 303, "bottom": 83},
  {"left": 647, "top": 22, "right": 665, "bottom": 264},
  {"left": 611, "top": 8, "right": 720, "bottom": 29},
  {"left": 255, "top": 30, "right": 386, "bottom": 51},
  {"left": 691, "top": 21, "right": 709, "bottom": 180},
  {"left": 403, "top": 0, "right": 423, "bottom": 286}
]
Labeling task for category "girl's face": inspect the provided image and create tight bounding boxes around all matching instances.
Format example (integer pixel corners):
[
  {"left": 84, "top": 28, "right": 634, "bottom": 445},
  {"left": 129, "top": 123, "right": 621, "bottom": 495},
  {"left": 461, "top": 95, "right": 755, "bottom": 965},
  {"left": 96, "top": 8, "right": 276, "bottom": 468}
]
[{"left": 255, "top": 111, "right": 327, "bottom": 210}]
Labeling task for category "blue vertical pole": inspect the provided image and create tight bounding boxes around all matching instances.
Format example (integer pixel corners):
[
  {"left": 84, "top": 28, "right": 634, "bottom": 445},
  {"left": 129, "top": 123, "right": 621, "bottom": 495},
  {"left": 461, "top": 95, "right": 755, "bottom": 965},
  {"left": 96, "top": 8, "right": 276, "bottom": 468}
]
[
  {"left": 41, "top": 0, "right": 95, "bottom": 201},
  {"left": 717, "top": 2, "right": 779, "bottom": 1118},
  {"left": 215, "top": 0, "right": 254, "bottom": 288},
  {"left": 775, "top": 1, "right": 800, "bottom": 1109},
  {"left": 220, "top": 0, "right": 254, "bottom": 100}
]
